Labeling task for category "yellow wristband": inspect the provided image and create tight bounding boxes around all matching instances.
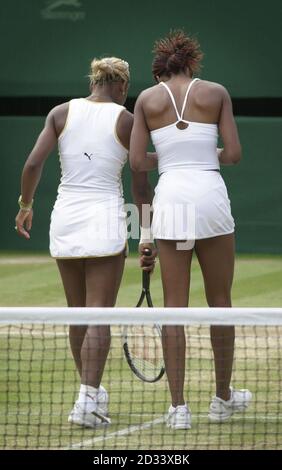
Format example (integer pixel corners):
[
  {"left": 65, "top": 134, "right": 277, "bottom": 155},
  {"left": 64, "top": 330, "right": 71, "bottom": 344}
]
[{"left": 18, "top": 195, "right": 33, "bottom": 211}]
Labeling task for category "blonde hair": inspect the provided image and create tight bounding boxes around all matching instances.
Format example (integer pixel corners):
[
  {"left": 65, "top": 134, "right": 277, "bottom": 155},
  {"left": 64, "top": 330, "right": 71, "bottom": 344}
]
[{"left": 89, "top": 57, "right": 130, "bottom": 86}]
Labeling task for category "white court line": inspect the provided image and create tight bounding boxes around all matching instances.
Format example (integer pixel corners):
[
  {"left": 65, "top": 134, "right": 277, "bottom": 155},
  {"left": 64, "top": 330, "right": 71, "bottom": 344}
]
[
  {"left": 0, "top": 257, "right": 53, "bottom": 265},
  {"left": 67, "top": 415, "right": 166, "bottom": 449},
  {"left": 66, "top": 412, "right": 282, "bottom": 450}
]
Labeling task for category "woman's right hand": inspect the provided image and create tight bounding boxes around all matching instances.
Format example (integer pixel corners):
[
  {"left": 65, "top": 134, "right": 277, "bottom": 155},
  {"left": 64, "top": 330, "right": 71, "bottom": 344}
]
[
  {"left": 15, "top": 209, "right": 33, "bottom": 240},
  {"left": 139, "top": 243, "right": 158, "bottom": 273}
]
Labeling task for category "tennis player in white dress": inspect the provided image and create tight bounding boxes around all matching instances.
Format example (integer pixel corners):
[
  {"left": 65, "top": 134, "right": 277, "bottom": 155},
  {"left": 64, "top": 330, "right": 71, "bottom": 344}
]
[
  {"left": 130, "top": 30, "right": 252, "bottom": 429},
  {"left": 15, "top": 57, "right": 154, "bottom": 428}
]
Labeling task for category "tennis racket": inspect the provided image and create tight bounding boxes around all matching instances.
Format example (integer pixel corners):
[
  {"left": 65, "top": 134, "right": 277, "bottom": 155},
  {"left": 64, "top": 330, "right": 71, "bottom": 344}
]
[{"left": 122, "top": 248, "right": 165, "bottom": 383}]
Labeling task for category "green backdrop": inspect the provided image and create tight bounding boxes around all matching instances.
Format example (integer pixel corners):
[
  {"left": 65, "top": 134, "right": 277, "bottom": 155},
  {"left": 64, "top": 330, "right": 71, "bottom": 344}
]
[
  {"left": 0, "top": 0, "right": 281, "bottom": 253},
  {"left": 1, "top": 116, "right": 281, "bottom": 253},
  {"left": 0, "top": 0, "right": 281, "bottom": 97}
]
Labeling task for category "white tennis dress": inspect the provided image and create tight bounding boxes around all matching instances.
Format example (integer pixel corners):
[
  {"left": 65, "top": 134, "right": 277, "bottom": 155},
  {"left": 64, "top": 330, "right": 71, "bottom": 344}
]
[
  {"left": 151, "top": 78, "right": 235, "bottom": 246},
  {"left": 49, "top": 99, "right": 128, "bottom": 258}
]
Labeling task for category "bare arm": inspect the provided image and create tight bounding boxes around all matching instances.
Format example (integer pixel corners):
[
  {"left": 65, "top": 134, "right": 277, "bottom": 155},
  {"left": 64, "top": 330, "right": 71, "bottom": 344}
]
[
  {"left": 21, "top": 110, "right": 58, "bottom": 203},
  {"left": 131, "top": 171, "right": 153, "bottom": 226},
  {"left": 117, "top": 109, "right": 154, "bottom": 218},
  {"left": 15, "top": 108, "right": 59, "bottom": 239},
  {"left": 116, "top": 109, "right": 134, "bottom": 150},
  {"left": 129, "top": 95, "right": 158, "bottom": 172},
  {"left": 117, "top": 107, "right": 155, "bottom": 221},
  {"left": 131, "top": 170, "right": 157, "bottom": 270},
  {"left": 119, "top": 108, "right": 157, "bottom": 269},
  {"left": 218, "top": 88, "right": 242, "bottom": 165},
  {"left": 117, "top": 109, "right": 154, "bottom": 224}
]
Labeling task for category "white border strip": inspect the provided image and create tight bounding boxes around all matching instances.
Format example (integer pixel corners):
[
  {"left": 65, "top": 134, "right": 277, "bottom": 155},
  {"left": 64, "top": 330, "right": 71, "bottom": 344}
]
[{"left": 0, "top": 307, "right": 282, "bottom": 325}]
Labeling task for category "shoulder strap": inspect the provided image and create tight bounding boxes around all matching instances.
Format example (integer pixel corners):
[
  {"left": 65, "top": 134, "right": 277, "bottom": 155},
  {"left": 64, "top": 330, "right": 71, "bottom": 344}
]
[
  {"left": 160, "top": 79, "right": 200, "bottom": 122},
  {"left": 160, "top": 81, "right": 181, "bottom": 121},
  {"left": 180, "top": 78, "right": 200, "bottom": 120}
]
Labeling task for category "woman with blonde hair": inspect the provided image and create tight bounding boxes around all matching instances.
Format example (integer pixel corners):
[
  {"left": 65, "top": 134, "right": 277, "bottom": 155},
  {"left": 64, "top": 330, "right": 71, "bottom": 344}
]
[{"left": 15, "top": 56, "right": 153, "bottom": 428}]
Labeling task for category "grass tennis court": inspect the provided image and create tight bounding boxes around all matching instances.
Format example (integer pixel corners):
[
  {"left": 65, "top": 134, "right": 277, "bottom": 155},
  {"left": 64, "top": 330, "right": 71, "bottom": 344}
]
[
  {"left": 0, "top": 253, "right": 282, "bottom": 449},
  {"left": 1, "top": 253, "right": 282, "bottom": 308}
]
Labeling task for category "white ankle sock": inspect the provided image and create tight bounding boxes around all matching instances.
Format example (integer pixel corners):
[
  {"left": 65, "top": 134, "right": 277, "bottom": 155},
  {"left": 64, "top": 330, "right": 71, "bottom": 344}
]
[
  {"left": 78, "top": 384, "right": 99, "bottom": 404},
  {"left": 170, "top": 403, "right": 187, "bottom": 411}
]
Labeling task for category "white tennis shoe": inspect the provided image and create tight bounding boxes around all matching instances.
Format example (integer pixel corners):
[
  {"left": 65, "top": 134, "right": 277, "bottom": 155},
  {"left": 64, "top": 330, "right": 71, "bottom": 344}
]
[
  {"left": 68, "top": 385, "right": 111, "bottom": 428},
  {"left": 167, "top": 404, "right": 192, "bottom": 430},
  {"left": 208, "top": 387, "right": 252, "bottom": 423}
]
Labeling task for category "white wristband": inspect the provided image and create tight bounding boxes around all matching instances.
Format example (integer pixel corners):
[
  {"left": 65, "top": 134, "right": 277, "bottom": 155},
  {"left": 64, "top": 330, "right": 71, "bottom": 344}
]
[{"left": 139, "top": 226, "right": 154, "bottom": 244}]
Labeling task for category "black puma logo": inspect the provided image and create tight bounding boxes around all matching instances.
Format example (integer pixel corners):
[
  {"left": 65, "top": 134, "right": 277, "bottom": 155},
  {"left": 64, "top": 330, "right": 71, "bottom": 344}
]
[{"left": 84, "top": 152, "right": 92, "bottom": 160}]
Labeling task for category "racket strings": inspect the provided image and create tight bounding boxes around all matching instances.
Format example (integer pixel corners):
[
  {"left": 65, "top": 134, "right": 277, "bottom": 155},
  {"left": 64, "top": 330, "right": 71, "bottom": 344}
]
[{"left": 126, "top": 325, "right": 164, "bottom": 380}]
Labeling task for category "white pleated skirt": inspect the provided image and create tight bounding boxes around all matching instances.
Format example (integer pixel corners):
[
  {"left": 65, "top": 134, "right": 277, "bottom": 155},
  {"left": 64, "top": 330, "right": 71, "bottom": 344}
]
[
  {"left": 49, "top": 191, "right": 127, "bottom": 258},
  {"left": 152, "top": 169, "right": 235, "bottom": 242}
]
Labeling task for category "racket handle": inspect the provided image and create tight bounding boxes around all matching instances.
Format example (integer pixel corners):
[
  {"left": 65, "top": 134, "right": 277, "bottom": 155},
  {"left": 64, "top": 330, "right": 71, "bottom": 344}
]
[{"left": 142, "top": 249, "right": 152, "bottom": 290}]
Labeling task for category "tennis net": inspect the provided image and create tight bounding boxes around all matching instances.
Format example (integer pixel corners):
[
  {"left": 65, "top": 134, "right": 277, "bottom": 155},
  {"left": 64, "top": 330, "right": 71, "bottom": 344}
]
[{"left": 0, "top": 307, "right": 281, "bottom": 450}]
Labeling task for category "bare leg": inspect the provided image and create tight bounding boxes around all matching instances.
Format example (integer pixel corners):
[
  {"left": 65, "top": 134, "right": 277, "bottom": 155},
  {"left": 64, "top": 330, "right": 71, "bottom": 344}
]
[
  {"left": 56, "top": 259, "right": 87, "bottom": 377},
  {"left": 157, "top": 240, "right": 193, "bottom": 407},
  {"left": 80, "top": 253, "right": 125, "bottom": 388},
  {"left": 195, "top": 234, "right": 235, "bottom": 401}
]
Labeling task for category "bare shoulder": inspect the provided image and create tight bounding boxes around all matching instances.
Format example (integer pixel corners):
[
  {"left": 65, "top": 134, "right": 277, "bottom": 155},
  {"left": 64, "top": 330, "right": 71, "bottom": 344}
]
[
  {"left": 118, "top": 108, "right": 133, "bottom": 128},
  {"left": 119, "top": 108, "right": 133, "bottom": 120},
  {"left": 47, "top": 102, "right": 69, "bottom": 137},
  {"left": 197, "top": 80, "right": 230, "bottom": 98},
  {"left": 193, "top": 80, "right": 231, "bottom": 110},
  {"left": 48, "top": 102, "right": 69, "bottom": 121},
  {"left": 139, "top": 84, "right": 160, "bottom": 98},
  {"left": 137, "top": 84, "right": 169, "bottom": 115},
  {"left": 136, "top": 84, "right": 161, "bottom": 105}
]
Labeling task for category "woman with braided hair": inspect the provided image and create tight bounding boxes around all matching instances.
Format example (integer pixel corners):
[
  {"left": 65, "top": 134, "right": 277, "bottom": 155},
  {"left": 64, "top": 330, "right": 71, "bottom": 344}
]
[{"left": 15, "top": 56, "right": 154, "bottom": 428}]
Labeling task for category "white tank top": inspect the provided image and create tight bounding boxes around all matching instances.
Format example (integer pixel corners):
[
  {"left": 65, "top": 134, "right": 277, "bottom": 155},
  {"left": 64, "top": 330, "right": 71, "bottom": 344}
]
[
  {"left": 150, "top": 78, "right": 220, "bottom": 174},
  {"left": 57, "top": 99, "right": 127, "bottom": 195}
]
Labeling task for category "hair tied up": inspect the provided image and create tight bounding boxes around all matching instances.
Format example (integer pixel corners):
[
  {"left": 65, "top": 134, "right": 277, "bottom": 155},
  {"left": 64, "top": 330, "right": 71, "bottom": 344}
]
[
  {"left": 89, "top": 57, "right": 130, "bottom": 86},
  {"left": 152, "top": 29, "right": 203, "bottom": 79}
]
